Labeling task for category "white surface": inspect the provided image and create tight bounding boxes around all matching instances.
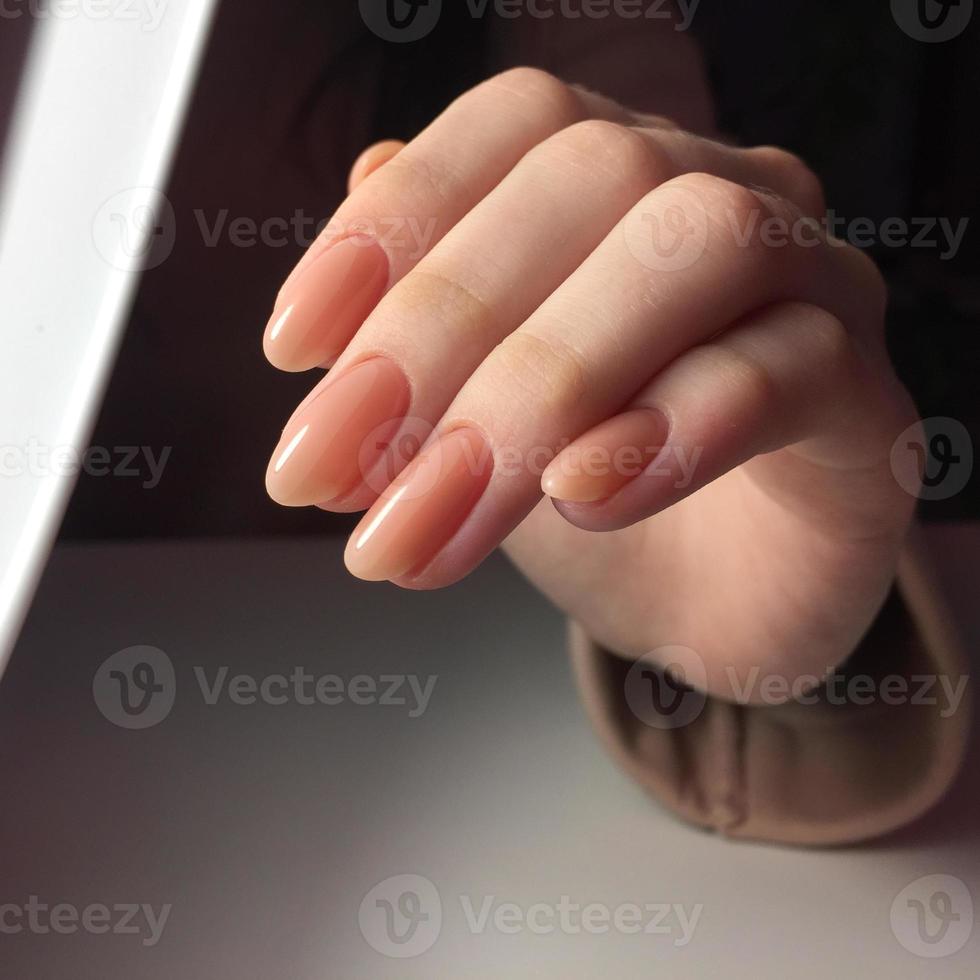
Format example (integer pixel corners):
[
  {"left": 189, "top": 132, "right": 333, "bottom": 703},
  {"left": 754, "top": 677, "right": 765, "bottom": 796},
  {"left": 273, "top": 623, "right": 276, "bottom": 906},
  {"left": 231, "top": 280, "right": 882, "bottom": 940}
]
[
  {"left": 1, "top": 526, "right": 977, "bottom": 978},
  {"left": 0, "top": 1, "right": 217, "bottom": 676}
]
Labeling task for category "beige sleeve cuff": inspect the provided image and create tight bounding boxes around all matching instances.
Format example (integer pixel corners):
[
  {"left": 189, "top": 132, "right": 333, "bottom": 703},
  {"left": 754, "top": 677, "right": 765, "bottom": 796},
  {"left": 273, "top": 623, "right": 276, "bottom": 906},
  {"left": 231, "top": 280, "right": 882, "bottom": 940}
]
[{"left": 568, "top": 527, "right": 972, "bottom": 846}]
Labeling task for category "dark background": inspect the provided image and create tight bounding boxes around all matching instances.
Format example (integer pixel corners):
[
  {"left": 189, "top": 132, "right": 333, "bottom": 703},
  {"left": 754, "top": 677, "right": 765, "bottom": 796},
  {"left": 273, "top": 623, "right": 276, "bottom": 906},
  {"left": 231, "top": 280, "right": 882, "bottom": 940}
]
[{"left": 47, "top": 0, "right": 980, "bottom": 540}]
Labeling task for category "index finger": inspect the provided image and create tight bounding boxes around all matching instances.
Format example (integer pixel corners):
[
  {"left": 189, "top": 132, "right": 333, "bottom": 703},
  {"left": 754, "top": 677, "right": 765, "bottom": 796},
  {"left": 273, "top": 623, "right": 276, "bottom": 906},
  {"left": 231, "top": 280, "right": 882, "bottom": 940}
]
[{"left": 262, "top": 68, "right": 634, "bottom": 372}]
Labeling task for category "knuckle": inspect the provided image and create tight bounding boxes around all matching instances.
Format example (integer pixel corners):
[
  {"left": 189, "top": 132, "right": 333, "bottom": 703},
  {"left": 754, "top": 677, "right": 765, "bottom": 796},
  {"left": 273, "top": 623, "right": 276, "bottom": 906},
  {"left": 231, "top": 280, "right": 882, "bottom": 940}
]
[
  {"left": 490, "top": 331, "right": 589, "bottom": 415},
  {"left": 714, "top": 177, "right": 768, "bottom": 227},
  {"left": 638, "top": 111, "right": 680, "bottom": 131},
  {"left": 542, "top": 120, "right": 671, "bottom": 184},
  {"left": 482, "top": 67, "right": 580, "bottom": 121},
  {"left": 373, "top": 151, "right": 461, "bottom": 214},
  {"left": 800, "top": 306, "right": 855, "bottom": 370},
  {"left": 660, "top": 173, "right": 774, "bottom": 260},
  {"left": 394, "top": 264, "right": 497, "bottom": 333},
  {"left": 551, "top": 118, "right": 630, "bottom": 154},
  {"left": 699, "top": 342, "right": 780, "bottom": 421},
  {"left": 749, "top": 145, "right": 825, "bottom": 215},
  {"left": 667, "top": 171, "right": 763, "bottom": 228}
]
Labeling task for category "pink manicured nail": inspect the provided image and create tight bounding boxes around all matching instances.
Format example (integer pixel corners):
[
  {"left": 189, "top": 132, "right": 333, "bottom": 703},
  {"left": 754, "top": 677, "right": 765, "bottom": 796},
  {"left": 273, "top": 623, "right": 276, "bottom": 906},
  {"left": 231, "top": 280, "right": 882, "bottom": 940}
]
[
  {"left": 263, "top": 235, "right": 389, "bottom": 372},
  {"left": 541, "top": 408, "right": 669, "bottom": 502},
  {"left": 266, "top": 357, "right": 410, "bottom": 506},
  {"left": 345, "top": 427, "right": 493, "bottom": 582}
]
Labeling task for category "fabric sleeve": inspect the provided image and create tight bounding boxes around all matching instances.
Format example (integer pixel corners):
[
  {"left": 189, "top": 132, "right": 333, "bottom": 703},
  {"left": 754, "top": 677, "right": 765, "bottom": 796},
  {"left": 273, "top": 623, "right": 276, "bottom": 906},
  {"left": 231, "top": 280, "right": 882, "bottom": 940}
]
[{"left": 568, "top": 526, "right": 972, "bottom": 846}]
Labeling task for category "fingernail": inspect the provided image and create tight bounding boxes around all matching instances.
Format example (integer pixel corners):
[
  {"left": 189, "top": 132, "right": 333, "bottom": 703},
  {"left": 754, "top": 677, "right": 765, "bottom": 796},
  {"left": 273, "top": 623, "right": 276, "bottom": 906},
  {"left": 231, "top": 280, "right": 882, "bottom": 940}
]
[
  {"left": 263, "top": 235, "right": 389, "bottom": 372},
  {"left": 541, "top": 408, "right": 669, "bottom": 502},
  {"left": 266, "top": 357, "right": 410, "bottom": 506},
  {"left": 345, "top": 427, "right": 493, "bottom": 582}
]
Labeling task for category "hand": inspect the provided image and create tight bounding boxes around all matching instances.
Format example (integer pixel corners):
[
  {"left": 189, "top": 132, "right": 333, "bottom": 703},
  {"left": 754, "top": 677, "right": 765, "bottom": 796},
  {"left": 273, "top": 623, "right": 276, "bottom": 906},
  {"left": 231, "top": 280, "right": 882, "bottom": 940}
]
[{"left": 263, "top": 69, "right": 918, "bottom": 696}]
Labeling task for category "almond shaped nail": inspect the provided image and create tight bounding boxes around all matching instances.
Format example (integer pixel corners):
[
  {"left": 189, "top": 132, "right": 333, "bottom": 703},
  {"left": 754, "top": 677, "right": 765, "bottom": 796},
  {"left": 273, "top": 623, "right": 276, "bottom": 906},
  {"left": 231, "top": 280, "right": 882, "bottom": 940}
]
[
  {"left": 541, "top": 408, "right": 669, "bottom": 503},
  {"left": 266, "top": 357, "right": 410, "bottom": 506},
  {"left": 263, "top": 236, "right": 389, "bottom": 372},
  {"left": 345, "top": 427, "right": 493, "bottom": 582}
]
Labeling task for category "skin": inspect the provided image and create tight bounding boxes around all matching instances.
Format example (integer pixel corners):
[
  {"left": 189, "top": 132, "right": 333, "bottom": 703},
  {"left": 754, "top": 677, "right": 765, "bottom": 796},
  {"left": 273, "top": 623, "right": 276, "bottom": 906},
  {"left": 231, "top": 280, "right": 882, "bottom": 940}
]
[{"left": 263, "top": 68, "right": 920, "bottom": 703}]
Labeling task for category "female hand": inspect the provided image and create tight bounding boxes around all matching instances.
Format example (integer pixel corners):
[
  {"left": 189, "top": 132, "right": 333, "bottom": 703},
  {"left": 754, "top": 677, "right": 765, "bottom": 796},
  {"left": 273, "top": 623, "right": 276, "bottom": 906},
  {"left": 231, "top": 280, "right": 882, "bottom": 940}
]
[{"left": 263, "top": 69, "right": 919, "bottom": 697}]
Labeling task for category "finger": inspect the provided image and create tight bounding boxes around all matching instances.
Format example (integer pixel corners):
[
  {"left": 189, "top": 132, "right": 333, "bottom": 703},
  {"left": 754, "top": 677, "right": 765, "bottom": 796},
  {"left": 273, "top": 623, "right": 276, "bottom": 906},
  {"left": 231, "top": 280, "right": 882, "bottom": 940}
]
[
  {"left": 342, "top": 173, "right": 883, "bottom": 587},
  {"left": 347, "top": 140, "right": 405, "bottom": 194},
  {"left": 266, "top": 120, "right": 671, "bottom": 508},
  {"left": 263, "top": 68, "right": 628, "bottom": 371},
  {"left": 542, "top": 301, "right": 914, "bottom": 535},
  {"left": 267, "top": 131, "right": 828, "bottom": 509}
]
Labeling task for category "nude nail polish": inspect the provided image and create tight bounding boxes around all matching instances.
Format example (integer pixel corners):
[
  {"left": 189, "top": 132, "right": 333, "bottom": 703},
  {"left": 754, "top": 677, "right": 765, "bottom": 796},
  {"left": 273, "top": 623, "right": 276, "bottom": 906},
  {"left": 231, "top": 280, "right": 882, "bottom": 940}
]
[
  {"left": 541, "top": 408, "right": 669, "bottom": 503},
  {"left": 345, "top": 427, "right": 493, "bottom": 582},
  {"left": 263, "top": 236, "right": 389, "bottom": 372},
  {"left": 266, "top": 357, "right": 410, "bottom": 507}
]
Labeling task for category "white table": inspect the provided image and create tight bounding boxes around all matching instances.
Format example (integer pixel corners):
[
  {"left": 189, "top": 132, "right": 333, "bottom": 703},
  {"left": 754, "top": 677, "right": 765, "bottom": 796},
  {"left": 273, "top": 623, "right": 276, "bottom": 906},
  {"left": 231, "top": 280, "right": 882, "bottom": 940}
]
[{"left": 0, "top": 525, "right": 976, "bottom": 978}]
